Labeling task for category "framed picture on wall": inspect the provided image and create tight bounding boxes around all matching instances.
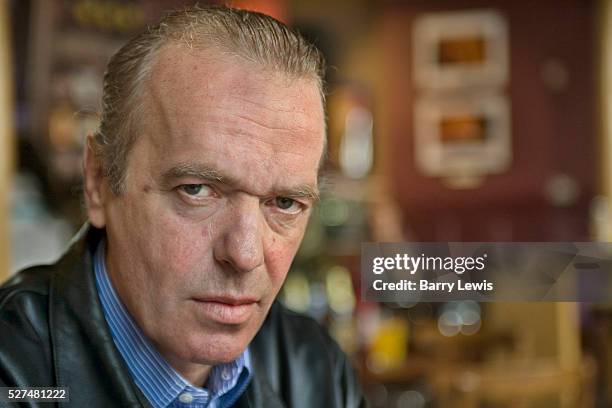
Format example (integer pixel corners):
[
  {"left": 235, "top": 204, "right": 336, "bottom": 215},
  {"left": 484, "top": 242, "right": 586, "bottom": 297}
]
[
  {"left": 414, "top": 92, "right": 511, "bottom": 186},
  {"left": 413, "top": 9, "right": 509, "bottom": 89}
]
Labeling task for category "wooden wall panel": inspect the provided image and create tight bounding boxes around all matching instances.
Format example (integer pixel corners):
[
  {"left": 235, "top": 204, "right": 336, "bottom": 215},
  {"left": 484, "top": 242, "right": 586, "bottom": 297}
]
[{"left": 0, "top": 2, "right": 14, "bottom": 281}]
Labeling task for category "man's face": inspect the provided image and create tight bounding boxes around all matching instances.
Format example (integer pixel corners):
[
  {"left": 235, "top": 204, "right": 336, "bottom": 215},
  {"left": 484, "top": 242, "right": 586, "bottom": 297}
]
[{"left": 92, "top": 47, "right": 325, "bottom": 374}]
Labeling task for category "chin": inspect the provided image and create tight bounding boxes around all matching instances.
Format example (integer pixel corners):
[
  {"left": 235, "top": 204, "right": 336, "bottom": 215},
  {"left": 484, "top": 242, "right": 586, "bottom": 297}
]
[{"left": 183, "top": 332, "right": 251, "bottom": 365}]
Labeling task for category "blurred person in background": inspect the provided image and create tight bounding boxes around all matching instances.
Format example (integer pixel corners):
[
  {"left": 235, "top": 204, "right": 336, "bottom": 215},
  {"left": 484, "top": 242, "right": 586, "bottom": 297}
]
[{"left": 0, "top": 5, "right": 365, "bottom": 408}]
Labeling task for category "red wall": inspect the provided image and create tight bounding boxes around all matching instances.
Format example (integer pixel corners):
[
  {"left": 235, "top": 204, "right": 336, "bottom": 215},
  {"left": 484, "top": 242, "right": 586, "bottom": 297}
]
[{"left": 378, "top": 0, "right": 596, "bottom": 241}]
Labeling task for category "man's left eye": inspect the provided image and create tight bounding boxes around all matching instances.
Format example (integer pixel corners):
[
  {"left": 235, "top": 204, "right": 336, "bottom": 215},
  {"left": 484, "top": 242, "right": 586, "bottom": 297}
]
[{"left": 273, "top": 197, "right": 303, "bottom": 214}]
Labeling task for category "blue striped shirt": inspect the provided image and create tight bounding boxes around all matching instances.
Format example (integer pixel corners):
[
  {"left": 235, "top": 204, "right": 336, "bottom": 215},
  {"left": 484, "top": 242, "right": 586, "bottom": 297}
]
[{"left": 93, "top": 240, "right": 252, "bottom": 408}]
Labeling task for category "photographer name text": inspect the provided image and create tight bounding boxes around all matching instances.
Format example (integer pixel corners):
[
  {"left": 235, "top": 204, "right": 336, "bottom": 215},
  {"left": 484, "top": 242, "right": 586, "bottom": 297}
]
[{"left": 372, "top": 279, "right": 494, "bottom": 293}]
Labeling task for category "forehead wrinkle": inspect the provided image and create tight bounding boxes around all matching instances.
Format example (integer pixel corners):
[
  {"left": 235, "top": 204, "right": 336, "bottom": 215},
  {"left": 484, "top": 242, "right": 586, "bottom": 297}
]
[
  {"left": 213, "top": 110, "right": 318, "bottom": 142},
  {"left": 207, "top": 106, "right": 316, "bottom": 132},
  {"left": 217, "top": 107, "right": 318, "bottom": 136},
  {"left": 224, "top": 82, "right": 323, "bottom": 127},
  {"left": 227, "top": 88, "right": 322, "bottom": 115},
  {"left": 197, "top": 111, "right": 322, "bottom": 164},
  {"left": 208, "top": 99, "right": 324, "bottom": 150}
]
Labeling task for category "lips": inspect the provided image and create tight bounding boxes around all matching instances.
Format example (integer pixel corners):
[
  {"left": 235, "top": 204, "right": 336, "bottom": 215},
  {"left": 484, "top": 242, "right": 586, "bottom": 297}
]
[{"left": 191, "top": 296, "right": 259, "bottom": 325}]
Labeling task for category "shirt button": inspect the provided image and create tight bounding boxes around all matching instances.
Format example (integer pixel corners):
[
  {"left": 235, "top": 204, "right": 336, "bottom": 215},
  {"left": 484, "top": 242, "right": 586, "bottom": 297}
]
[
  {"left": 179, "top": 393, "right": 194, "bottom": 404},
  {"left": 221, "top": 369, "right": 232, "bottom": 381}
]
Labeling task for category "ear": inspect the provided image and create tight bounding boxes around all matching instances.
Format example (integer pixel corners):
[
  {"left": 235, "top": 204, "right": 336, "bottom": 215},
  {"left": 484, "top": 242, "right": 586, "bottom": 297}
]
[{"left": 83, "top": 134, "right": 108, "bottom": 228}]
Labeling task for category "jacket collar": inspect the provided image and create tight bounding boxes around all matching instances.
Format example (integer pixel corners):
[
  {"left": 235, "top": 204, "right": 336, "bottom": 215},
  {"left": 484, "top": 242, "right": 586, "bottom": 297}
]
[{"left": 49, "top": 224, "right": 152, "bottom": 407}]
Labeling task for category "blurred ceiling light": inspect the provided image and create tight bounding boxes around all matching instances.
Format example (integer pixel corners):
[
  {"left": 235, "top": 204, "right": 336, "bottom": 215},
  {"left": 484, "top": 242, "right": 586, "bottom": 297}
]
[
  {"left": 339, "top": 106, "right": 373, "bottom": 179},
  {"left": 460, "top": 319, "right": 482, "bottom": 336},
  {"left": 438, "top": 301, "right": 482, "bottom": 336},
  {"left": 438, "top": 310, "right": 462, "bottom": 337},
  {"left": 396, "top": 390, "right": 426, "bottom": 408},
  {"left": 281, "top": 272, "right": 311, "bottom": 313},
  {"left": 319, "top": 197, "right": 349, "bottom": 227},
  {"left": 325, "top": 266, "right": 356, "bottom": 315}
]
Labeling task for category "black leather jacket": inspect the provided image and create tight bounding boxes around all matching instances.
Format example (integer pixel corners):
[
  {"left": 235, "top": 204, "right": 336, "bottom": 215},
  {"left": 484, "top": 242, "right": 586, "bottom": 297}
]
[{"left": 0, "top": 226, "right": 366, "bottom": 407}]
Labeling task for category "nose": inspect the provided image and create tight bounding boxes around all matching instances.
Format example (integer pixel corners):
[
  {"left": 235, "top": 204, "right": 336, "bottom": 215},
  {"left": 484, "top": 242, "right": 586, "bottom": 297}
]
[{"left": 213, "top": 197, "right": 265, "bottom": 273}]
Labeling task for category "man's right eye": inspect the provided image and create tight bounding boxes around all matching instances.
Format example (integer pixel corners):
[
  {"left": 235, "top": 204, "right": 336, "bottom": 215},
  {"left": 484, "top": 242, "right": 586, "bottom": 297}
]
[{"left": 178, "top": 184, "right": 214, "bottom": 199}]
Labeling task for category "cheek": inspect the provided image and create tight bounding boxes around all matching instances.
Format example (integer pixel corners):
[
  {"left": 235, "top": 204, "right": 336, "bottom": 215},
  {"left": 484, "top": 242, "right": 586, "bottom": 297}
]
[
  {"left": 152, "top": 214, "right": 215, "bottom": 273},
  {"left": 264, "top": 236, "right": 303, "bottom": 286}
]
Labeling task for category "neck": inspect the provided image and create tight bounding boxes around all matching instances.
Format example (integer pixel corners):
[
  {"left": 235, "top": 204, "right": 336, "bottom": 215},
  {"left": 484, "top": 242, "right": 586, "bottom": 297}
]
[{"left": 164, "top": 355, "right": 213, "bottom": 387}]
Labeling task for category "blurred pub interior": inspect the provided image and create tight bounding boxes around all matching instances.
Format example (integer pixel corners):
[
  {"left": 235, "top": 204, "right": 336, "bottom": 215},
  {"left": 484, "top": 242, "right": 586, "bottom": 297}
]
[{"left": 2, "top": 0, "right": 612, "bottom": 406}]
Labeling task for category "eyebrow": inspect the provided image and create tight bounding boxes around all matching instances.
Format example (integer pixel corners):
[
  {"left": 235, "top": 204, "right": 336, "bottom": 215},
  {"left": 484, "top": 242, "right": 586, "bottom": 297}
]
[
  {"left": 162, "top": 163, "right": 233, "bottom": 185},
  {"left": 161, "top": 163, "right": 320, "bottom": 202}
]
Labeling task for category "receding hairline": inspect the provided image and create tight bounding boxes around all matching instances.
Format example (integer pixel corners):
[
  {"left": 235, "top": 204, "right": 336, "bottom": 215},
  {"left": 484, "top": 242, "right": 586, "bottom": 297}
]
[{"left": 147, "top": 41, "right": 323, "bottom": 90}]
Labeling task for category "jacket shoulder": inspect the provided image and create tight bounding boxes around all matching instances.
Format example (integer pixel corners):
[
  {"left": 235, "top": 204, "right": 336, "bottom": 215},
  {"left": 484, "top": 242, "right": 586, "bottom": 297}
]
[
  {"left": 251, "top": 302, "right": 366, "bottom": 407},
  {"left": 0, "top": 264, "right": 54, "bottom": 301},
  {"left": 0, "top": 265, "right": 55, "bottom": 387},
  {"left": 266, "top": 302, "right": 343, "bottom": 360}
]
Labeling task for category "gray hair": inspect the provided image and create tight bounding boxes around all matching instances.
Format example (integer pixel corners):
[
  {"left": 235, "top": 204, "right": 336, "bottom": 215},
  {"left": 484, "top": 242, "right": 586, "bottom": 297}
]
[{"left": 92, "top": 5, "right": 326, "bottom": 195}]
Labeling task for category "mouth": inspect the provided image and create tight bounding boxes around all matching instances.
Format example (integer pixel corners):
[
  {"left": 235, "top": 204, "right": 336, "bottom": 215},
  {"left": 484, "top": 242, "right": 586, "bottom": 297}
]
[{"left": 191, "top": 296, "right": 259, "bottom": 325}]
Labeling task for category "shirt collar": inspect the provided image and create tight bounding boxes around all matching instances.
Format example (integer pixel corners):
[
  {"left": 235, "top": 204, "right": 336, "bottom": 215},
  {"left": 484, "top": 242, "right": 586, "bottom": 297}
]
[{"left": 93, "top": 239, "right": 252, "bottom": 408}]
